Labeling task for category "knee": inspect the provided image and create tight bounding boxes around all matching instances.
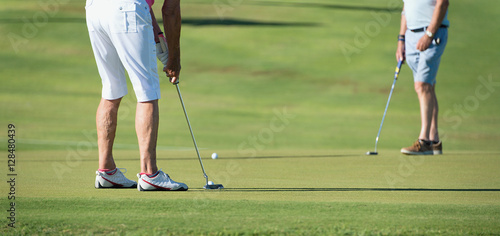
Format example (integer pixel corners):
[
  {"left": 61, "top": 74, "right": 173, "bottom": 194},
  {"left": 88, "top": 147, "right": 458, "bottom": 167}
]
[
  {"left": 100, "top": 97, "right": 122, "bottom": 113},
  {"left": 414, "top": 82, "right": 433, "bottom": 94}
]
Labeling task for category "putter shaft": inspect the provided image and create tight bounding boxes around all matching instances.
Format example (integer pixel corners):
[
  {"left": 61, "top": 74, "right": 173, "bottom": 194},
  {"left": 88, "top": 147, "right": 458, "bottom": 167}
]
[
  {"left": 372, "top": 60, "right": 403, "bottom": 153},
  {"left": 175, "top": 84, "right": 209, "bottom": 183}
]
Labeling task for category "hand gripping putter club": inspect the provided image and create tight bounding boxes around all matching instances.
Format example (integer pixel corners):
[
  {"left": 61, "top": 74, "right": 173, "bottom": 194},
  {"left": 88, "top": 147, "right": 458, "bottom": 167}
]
[
  {"left": 366, "top": 60, "right": 403, "bottom": 156},
  {"left": 174, "top": 83, "right": 224, "bottom": 190}
]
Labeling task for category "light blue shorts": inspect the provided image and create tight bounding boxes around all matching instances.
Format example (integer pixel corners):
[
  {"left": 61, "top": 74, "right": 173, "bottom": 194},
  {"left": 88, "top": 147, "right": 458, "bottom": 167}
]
[{"left": 405, "top": 27, "right": 448, "bottom": 85}]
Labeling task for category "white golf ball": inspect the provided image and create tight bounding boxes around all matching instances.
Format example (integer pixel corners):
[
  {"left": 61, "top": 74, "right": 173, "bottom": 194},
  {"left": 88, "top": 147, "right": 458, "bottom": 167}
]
[
  {"left": 208, "top": 181, "right": 214, "bottom": 185},
  {"left": 211, "top": 153, "right": 218, "bottom": 159}
]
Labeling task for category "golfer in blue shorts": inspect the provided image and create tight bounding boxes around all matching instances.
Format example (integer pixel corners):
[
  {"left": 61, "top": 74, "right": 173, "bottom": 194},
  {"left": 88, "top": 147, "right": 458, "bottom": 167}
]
[
  {"left": 86, "top": 0, "right": 188, "bottom": 190},
  {"left": 396, "top": 0, "right": 449, "bottom": 155}
]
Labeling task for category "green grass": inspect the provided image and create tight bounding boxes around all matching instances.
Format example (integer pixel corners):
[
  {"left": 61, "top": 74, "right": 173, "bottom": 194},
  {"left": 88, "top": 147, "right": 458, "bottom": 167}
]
[
  {"left": 9, "top": 198, "right": 500, "bottom": 235},
  {"left": 2, "top": 150, "right": 500, "bottom": 235},
  {"left": 1, "top": 0, "right": 500, "bottom": 234}
]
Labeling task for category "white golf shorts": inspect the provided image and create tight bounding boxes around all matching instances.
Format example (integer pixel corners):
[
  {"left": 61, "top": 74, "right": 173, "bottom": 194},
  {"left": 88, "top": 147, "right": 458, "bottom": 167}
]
[{"left": 86, "top": 0, "right": 160, "bottom": 102}]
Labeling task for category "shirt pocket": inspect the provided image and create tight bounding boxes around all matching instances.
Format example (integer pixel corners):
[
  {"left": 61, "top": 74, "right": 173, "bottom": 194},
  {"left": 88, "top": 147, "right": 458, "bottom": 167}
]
[{"left": 110, "top": 3, "right": 137, "bottom": 33}]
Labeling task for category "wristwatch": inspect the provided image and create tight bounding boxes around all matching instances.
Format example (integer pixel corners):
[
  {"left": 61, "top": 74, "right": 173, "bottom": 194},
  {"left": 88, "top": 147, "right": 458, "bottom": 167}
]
[{"left": 425, "top": 30, "right": 434, "bottom": 38}]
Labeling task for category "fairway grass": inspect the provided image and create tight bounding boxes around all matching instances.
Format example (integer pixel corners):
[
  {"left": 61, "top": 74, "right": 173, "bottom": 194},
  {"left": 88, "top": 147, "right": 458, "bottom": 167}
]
[{"left": 1, "top": 0, "right": 500, "bottom": 234}]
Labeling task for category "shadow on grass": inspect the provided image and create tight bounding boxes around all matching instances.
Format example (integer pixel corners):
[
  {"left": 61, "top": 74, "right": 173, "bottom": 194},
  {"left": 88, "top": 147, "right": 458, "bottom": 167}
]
[
  {"left": 21, "top": 152, "right": 500, "bottom": 162},
  {"left": 216, "top": 154, "right": 358, "bottom": 160},
  {"left": 22, "top": 154, "right": 358, "bottom": 162},
  {"left": 0, "top": 17, "right": 85, "bottom": 24},
  {"left": 0, "top": 17, "right": 319, "bottom": 27},
  {"left": 182, "top": 18, "right": 318, "bottom": 27},
  {"left": 223, "top": 188, "right": 500, "bottom": 192}
]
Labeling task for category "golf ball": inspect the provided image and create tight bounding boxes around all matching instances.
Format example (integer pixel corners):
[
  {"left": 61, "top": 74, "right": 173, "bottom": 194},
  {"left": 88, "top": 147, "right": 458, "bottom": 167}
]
[
  {"left": 208, "top": 181, "right": 214, "bottom": 185},
  {"left": 211, "top": 153, "right": 218, "bottom": 159}
]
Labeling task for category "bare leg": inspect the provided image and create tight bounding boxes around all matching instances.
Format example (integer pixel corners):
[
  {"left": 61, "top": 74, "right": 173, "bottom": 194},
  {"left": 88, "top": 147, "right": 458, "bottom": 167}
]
[
  {"left": 97, "top": 98, "right": 122, "bottom": 170},
  {"left": 136, "top": 100, "right": 159, "bottom": 174},
  {"left": 415, "top": 82, "right": 436, "bottom": 141},
  {"left": 429, "top": 84, "right": 439, "bottom": 141}
]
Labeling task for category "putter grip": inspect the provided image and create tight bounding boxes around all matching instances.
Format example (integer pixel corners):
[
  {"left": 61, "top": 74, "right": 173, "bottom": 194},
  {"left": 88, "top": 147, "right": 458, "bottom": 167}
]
[{"left": 394, "top": 60, "right": 403, "bottom": 79}]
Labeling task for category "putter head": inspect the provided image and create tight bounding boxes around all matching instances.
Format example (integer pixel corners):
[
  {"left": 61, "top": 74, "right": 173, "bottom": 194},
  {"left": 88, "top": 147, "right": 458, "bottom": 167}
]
[
  {"left": 204, "top": 184, "right": 224, "bottom": 190},
  {"left": 366, "top": 151, "right": 378, "bottom": 155}
]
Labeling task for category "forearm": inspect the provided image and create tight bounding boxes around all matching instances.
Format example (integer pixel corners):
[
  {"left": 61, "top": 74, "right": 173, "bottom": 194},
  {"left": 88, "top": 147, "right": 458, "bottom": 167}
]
[
  {"left": 426, "top": 0, "right": 449, "bottom": 34},
  {"left": 162, "top": 0, "right": 181, "bottom": 61},
  {"left": 150, "top": 8, "right": 161, "bottom": 43},
  {"left": 399, "top": 8, "right": 407, "bottom": 35},
  {"left": 396, "top": 8, "right": 407, "bottom": 61}
]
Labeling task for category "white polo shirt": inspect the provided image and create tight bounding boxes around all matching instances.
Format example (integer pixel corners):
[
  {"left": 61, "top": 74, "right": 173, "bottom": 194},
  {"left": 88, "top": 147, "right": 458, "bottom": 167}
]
[{"left": 403, "top": 0, "right": 450, "bottom": 30}]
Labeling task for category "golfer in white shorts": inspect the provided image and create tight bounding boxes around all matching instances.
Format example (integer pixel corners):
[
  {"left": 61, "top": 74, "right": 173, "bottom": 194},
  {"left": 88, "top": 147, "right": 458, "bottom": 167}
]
[
  {"left": 396, "top": 0, "right": 449, "bottom": 155},
  {"left": 86, "top": 0, "right": 187, "bottom": 190}
]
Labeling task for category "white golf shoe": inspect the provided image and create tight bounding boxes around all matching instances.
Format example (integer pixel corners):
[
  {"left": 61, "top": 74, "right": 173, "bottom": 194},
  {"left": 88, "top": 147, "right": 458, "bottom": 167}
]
[
  {"left": 95, "top": 168, "right": 137, "bottom": 188},
  {"left": 137, "top": 169, "right": 188, "bottom": 191}
]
